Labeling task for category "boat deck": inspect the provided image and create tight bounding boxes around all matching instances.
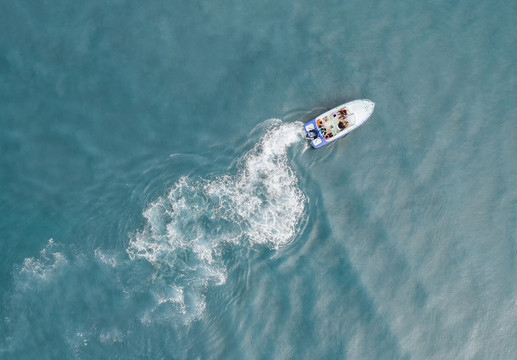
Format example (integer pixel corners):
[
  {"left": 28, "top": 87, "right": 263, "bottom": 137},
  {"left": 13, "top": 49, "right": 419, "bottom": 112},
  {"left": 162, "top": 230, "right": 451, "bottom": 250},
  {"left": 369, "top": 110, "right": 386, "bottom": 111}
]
[
  {"left": 304, "top": 99, "right": 375, "bottom": 148},
  {"left": 315, "top": 107, "right": 355, "bottom": 140}
]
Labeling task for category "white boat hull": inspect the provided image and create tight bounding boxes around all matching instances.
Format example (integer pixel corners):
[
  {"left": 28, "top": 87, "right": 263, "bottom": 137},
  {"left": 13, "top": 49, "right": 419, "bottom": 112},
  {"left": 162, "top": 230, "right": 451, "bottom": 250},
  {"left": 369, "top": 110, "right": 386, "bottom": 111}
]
[{"left": 304, "top": 99, "right": 375, "bottom": 148}]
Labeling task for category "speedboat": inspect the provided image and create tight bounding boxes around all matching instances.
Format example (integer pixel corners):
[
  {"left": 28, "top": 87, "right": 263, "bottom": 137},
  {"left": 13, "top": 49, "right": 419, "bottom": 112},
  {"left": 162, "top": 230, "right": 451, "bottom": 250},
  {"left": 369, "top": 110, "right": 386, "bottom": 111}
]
[{"left": 304, "top": 99, "right": 375, "bottom": 148}]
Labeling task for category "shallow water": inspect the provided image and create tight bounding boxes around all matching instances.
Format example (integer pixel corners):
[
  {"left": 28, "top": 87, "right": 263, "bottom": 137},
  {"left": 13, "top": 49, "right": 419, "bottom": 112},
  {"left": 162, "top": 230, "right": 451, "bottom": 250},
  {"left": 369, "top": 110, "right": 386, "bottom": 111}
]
[{"left": 1, "top": 0, "right": 516, "bottom": 358}]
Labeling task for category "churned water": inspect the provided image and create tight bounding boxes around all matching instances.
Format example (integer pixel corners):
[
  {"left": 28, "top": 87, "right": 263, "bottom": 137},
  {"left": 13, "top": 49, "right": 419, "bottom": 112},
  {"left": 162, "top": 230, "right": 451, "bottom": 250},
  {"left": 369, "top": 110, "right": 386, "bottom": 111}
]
[{"left": 1, "top": 0, "right": 516, "bottom": 358}]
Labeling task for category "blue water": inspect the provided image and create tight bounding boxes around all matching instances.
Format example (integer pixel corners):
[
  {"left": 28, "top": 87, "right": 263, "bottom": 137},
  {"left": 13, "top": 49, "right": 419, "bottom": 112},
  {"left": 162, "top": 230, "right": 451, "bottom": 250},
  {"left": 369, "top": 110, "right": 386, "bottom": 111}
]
[{"left": 1, "top": 0, "right": 516, "bottom": 358}]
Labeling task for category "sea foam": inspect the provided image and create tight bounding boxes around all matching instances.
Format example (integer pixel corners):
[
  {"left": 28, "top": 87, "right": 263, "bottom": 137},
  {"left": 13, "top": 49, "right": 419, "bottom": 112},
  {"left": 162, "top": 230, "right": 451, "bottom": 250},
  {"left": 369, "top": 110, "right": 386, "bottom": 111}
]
[
  {"left": 127, "top": 120, "right": 307, "bottom": 323},
  {"left": 16, "top": 239, "right": 67, "bottom": 287}
]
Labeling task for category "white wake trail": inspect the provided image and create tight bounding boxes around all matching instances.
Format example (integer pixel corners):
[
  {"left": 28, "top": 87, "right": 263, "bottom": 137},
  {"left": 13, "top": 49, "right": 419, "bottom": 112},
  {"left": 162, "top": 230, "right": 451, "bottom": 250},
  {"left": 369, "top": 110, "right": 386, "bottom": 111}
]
[{"left": 127, "top": 120, "right": 307, "bottom": 323}]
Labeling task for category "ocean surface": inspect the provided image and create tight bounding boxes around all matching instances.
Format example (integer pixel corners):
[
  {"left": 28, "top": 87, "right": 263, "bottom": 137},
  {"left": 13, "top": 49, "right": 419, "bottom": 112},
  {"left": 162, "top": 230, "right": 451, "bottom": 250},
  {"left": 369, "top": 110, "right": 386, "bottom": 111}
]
[{"left": 1, "top": 0, "right": 516, "bottom": 358}]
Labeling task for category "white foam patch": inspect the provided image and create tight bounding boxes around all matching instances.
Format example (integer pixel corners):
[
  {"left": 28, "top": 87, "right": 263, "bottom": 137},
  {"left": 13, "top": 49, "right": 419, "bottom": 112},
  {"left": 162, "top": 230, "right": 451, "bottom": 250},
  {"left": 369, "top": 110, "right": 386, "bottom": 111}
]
[
  {"left": 99, "top": 329, "right": 124, "bottom": 343},
  {"left": 94, "top": 248, "right": 119, "bottom": 268},
  {"left": 127, "top": 120, "right": 307, "bottom": 323},
  {"left": 17, "top": 239, "right": 67, "bottom": 286}
]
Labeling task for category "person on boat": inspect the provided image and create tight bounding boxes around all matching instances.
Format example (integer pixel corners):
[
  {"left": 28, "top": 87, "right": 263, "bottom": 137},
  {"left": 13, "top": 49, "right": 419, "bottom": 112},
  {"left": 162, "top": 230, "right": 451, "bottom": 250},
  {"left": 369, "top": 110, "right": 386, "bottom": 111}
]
[
  {"left": 306, "top": 129, "right": 318, "bottom": 140},
  {"left": 338, "top": 120, "right": 349, "bottom": 130}
]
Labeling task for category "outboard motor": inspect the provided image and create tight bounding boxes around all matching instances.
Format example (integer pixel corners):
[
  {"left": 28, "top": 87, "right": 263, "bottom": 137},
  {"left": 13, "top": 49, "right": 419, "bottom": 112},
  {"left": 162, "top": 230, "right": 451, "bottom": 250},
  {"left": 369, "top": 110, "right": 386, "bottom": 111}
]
[{"left": 306, "top": 129, "right": 318, "bottom": 140}]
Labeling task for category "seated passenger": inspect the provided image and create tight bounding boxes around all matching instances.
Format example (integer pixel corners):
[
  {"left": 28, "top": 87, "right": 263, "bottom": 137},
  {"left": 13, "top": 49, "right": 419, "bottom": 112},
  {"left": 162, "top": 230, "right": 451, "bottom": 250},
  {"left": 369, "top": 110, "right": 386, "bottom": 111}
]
[
  {"left": 306, "top": 129, "right": 318, "bottom": 140},
  {"left": 338, "top": 120, "right": 349, "bottom": 130}
]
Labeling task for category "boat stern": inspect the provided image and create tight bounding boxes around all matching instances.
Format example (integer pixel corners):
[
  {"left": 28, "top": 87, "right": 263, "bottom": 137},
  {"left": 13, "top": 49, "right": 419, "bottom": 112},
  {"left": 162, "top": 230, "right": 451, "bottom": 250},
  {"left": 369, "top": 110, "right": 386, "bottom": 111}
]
[{"left": 304, "top": 121, "right": 325, "bottom": 148}]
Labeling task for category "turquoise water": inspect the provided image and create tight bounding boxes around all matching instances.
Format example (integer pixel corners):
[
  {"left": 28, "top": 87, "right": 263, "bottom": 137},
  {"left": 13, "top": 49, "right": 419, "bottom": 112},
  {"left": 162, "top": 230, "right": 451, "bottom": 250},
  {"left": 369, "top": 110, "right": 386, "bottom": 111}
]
[{"left": 1, "top": 0, "right": 516, "bottom": 358}]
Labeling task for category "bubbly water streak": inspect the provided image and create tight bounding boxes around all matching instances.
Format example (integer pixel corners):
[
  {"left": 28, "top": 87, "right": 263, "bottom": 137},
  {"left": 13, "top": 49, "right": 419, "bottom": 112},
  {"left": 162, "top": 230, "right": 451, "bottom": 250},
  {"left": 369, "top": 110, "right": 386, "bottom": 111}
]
[{"left": 127, "top": 120, "right": 307, "bottom": 323}]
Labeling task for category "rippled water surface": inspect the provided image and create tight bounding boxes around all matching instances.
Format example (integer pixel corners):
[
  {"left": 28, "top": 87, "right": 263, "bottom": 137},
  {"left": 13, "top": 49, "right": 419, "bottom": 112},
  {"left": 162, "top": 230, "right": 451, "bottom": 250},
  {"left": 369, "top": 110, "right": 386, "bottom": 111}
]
[{"left": 1, "top": 0, "right": 516, "bottom": 358}]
